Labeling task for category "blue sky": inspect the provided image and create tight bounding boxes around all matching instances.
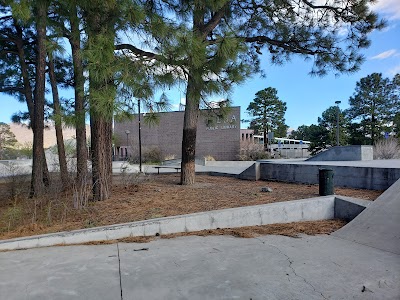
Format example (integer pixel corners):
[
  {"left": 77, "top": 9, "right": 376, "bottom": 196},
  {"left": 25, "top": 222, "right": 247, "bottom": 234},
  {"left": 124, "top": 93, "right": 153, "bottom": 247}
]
[{"left": 1, "top": 1, "right": 399, "bottom": 130}]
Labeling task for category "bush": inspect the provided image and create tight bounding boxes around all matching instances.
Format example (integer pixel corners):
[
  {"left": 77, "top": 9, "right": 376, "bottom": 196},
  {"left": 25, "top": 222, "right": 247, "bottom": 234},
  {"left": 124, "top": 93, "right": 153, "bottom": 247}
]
[
  {"left": 204, "top": 155, "right": 216, "bottom": 161},
  {"left": 143, "top": 147, "right": 162, "bottom": 163},
  {"left": 374, "top": 138, "right": 400, "bottom": 159},
  {"left": 127, "top": 146, "right": 163, "bottom": 164},
  {"left": 238, "top": 143, "right": 270, "bottom": 160}
]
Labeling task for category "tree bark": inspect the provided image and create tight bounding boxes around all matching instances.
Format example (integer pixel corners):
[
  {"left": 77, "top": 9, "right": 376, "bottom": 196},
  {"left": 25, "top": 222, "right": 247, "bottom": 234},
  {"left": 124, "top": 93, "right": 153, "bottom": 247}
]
[
  {"left": 15, "top": 22, "right": 50, "bottom": 186},
  {"left": 48, "top": 55, "right": 69, "bottom": 187},
  {"left": 30, "top": 0, "right": 48, "bottom": 197},
  {"left": 69, "top": 6, "right": 87, "bottom": 183},
  {"left": 180, "top": 3, "right": 204, "bottom": 185},
  {"left": 180, "top": 76, "right": 200, "bottom": 185},
  {"left": 90, "top": 115, "right": 112, "bottom": 200}
]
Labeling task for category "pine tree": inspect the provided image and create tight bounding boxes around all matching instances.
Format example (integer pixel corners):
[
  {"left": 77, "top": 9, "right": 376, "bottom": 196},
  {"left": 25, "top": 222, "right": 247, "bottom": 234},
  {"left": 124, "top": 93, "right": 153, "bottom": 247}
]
[
  {"left": 119, "top": 0, "right": 383, "bottom": 184},
  {"left": 346, "top": 73, "right": 399, "bottom": 144},
  {"left": 30, "top": 0, "right": 49, "bottom": 197},
  {"left": 0, "top": 122, "right": 17, "bottom": 159},
  {"left": 0, "top": 3, "right": 51, "bottom": 191},
  {"left": 289, "top": 124, "right": 330, "bottom": 155},
  {"left": 318, "top": 106, "right": 348, "bottom": 146},
  {"left": 246, "top": 87, "right": 288, "bottom": 151}
]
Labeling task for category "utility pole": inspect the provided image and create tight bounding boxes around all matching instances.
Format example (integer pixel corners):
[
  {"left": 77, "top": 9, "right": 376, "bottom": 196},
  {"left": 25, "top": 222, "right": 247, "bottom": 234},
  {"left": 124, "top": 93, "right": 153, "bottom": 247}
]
[{"left": 335, "top": 100, "right": 341, "bottom": 146}]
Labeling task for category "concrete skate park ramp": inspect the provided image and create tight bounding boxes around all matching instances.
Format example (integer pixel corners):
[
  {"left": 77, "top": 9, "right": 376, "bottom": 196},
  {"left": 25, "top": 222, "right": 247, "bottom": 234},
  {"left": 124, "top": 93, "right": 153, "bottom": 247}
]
[
  {"left": 333, "top": 178, "right": 400, "bottom": 254},
  {"left": 307, "top": 145, "right": 373, "bottom": 161}
]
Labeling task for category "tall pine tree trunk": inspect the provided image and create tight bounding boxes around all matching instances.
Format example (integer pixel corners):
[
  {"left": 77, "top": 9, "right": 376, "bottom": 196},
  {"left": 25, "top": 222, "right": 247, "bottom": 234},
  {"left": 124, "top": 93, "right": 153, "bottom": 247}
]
[
  {"left": 181, "top": 76, "right": 201, "bottom": 185},
  {"left": 30, "top": 0, "right": 48, "bottom": 197},
  {"left": 180, "top": 3, "right": 204, "bottom": 185},
  {"left": 15, "top": 22, "right": 50, "bottom": 187},
  {"left": 69, "top": 5, "right": 87, "bottom": 184},
  {"left": 84, "top": 3, "right": 116, "bottom": 200},
  {"left": 48, "top": 55, "right": 69, "bottom": 187},
  {"left": 90, "top": 115, "right": 112, "bottom": 200}
]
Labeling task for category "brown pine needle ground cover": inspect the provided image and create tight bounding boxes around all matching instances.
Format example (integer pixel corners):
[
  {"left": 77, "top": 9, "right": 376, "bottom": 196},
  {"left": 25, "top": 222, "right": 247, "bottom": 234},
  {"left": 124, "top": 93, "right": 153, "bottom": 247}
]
[
  {"left": 0, "top": 174, "right": 382, "bottom": 240},
  {"left": 53, "top": 220, "right": 348, "bottom": 248}
]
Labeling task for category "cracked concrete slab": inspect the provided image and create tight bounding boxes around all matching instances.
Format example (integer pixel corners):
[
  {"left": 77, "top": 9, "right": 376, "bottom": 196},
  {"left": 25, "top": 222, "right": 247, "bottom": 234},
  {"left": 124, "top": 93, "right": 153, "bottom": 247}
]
[
  {"left": 117, "top": 234, "right": 399, "bottom": 300},
  {"left": 0, "top": 234, "right": 399, "bottom": 299}
]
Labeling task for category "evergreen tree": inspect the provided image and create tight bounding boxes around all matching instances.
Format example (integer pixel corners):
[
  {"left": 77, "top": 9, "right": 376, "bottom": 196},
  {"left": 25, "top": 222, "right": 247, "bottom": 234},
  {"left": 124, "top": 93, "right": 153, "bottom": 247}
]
[
  {"left": 119, "top": 0, "right": 383, "bottom": 184},
  {"left": 318, "top": 106, "right": 348, "bottom": 146},
  {"left": 346, "top": 73, "right": 399, "bottom": 144},
  {"left": 30, "top": 0, "right": 49, "bottom": 197},
  {"left": 289, "top": 124, "right": 330, "bottom": 155},
  {"left": 47, "top": 50, "right": 69, "bottom": 187},
  {"left": 0, "top": 122, "right": 17, "bottom": 159},
  {"left": 49, "top": 0, "right": 88, "bottom": 186},
  {"left": 392, "top": 74, "right": 400, "bottom": 137},
  {"left": 0, "top": 0, "right": 52, "bottom": 196},
  {"left": 246, "top": 87, "right": 288, "bottom": 151}
]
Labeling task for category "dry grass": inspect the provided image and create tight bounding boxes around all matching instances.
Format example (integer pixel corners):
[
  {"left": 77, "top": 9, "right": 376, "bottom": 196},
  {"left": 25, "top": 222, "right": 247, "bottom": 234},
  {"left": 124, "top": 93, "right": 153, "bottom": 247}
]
[
  {"left": 162, "top": 219, "right": 347, "bottom": 239},
  {"left": 0, "top": 174, "right": 382, "bottom": 240},
  {"left": 10, "top": 220, "right": 346, "bottom": 251}
]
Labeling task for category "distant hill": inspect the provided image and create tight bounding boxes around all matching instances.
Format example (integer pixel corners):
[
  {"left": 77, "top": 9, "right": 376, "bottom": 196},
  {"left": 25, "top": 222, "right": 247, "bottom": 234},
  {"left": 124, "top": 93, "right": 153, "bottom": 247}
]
[{"left": 9, "top": 123, "right": 90, "bottom": 148}]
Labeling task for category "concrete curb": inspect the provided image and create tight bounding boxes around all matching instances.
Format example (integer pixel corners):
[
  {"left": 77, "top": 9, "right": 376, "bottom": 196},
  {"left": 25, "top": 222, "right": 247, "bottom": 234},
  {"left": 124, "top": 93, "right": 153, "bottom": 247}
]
[{"left": 0, "top": 196, "right": 369, "bottom": 251}]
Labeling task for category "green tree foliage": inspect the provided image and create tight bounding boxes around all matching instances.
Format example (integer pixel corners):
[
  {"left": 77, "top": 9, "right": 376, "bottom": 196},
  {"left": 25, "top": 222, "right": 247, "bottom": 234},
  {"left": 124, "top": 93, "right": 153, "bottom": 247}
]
[
  {"left": 346, "top": 73, "right": 399, "bottom": 144},
  {"left": 318, "top": 106, "right": 348, "bottom": 146},
  {"left": 392, "top": 74, "right": 400, "bottom": 137},
  {"left": 246, "top": 87, "right": 288, "bottom": 151},
  {"left": 289, "top": 124, "right": 330, "bottom": 155},
  {"left": 0, "top": 122, "right": 17, "bottom": 159}
]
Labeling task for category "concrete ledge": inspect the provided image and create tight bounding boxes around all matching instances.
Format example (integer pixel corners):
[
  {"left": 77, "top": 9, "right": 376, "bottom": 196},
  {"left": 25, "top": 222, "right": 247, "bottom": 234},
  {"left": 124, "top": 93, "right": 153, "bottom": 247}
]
[{"left": 0, "top": 196, "right": 341, "bottom": 251}]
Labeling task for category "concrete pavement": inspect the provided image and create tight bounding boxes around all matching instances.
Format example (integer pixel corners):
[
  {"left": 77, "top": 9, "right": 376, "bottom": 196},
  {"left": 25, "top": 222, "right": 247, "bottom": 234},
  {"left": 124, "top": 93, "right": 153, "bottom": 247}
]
[{"left": 0, "top": 234, "right": 399, "bottom": 299}]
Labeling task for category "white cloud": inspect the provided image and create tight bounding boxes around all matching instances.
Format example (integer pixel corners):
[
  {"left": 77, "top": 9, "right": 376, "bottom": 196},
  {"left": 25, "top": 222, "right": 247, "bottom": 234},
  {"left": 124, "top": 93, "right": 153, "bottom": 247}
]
[
  {"left": 370, "top": 49, "right": 397, "bottom": 60},
  {"left": 388, "top": 64, "right": 400, "bottom": 76},
  {"left": 371, "top": 0, "right": 400, "bottom": 20}
]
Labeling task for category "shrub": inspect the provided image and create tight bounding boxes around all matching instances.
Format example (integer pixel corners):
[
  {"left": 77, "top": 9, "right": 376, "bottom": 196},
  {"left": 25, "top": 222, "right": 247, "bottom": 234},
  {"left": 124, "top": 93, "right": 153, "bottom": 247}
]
[
  {"left": 143, "top": 147, "right": 163, "bottom": 163},
  {"left": 164, "top": 154, "right": 176, "bottom": 161},
  {"left": 204, "top": 155, "right": 216, "bottom": 161},
  {"left": 374, "top": 138, "right": 400, "bottom": 159},
  {"left": 238, "top": 143, "right": 270, "bottom": 161}
]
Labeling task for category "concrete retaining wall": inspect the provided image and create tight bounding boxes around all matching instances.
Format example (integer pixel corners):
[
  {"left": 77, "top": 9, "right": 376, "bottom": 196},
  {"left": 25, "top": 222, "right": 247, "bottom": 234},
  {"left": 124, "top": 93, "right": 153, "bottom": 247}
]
[
  {"left": 259, "top": 163, "right": 400, "bottom": 190},
  {"left": 0, "top": 196, "right": 370, "bottom": 251}
]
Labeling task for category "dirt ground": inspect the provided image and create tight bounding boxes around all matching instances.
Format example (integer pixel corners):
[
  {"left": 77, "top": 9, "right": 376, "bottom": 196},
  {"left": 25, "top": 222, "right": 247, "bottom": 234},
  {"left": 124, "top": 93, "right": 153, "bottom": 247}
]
[{"left": 0, "top": 174, "right": 383, "bottom": 240}]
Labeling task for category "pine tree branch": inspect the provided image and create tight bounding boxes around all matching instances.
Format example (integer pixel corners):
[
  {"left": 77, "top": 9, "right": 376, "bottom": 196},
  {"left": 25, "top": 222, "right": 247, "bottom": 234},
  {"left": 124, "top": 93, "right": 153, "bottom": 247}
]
[
  {"left": 300, "top": 0, "right": 342, "bottom": 13},
  {"left": 242, "top": 36, "right": 323, "bottom": 55},
  {"left": 200, "top": 4, "right": 228, "bottom": 39},
  {"left": 115, "top": 44, "right": 159, "bottom": 59},
  {"left": 0, "top": 86, "right": 25, "bottom": 93},
  {"left": 0, "top": 49, "right": 18, "bottom": 55}
]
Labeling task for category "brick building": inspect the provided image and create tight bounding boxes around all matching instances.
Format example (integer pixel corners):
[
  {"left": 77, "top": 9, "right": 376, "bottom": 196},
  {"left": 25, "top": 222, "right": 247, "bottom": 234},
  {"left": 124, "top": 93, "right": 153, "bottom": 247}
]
[{"left": 114, "top": 107, "right": 241, "bottom": 161}]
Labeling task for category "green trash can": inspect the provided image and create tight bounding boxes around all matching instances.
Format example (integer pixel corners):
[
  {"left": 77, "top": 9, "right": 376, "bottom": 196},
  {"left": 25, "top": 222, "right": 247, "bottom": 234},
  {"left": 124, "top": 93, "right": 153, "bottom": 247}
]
[{"left": 319, "top": 168, "right": 334, "bottom": 196}]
